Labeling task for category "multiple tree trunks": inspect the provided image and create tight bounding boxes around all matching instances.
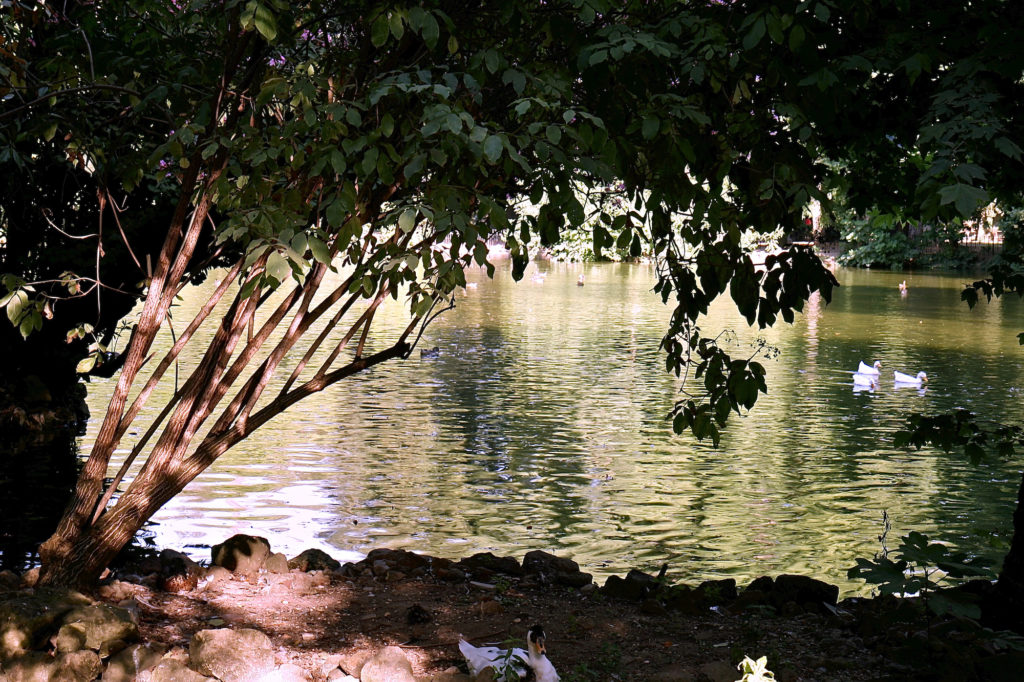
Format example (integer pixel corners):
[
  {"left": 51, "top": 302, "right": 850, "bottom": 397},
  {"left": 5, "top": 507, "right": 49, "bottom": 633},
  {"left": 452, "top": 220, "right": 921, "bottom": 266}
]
[{"left": 5, "top": 1, "right": 1024, "bottom": 601}]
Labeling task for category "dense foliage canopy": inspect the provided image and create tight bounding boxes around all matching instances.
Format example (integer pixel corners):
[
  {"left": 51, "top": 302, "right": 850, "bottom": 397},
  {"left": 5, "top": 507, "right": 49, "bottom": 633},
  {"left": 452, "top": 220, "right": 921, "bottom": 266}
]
[{"left": 2, "top": 0, "right": 1024, "bottom": 588}]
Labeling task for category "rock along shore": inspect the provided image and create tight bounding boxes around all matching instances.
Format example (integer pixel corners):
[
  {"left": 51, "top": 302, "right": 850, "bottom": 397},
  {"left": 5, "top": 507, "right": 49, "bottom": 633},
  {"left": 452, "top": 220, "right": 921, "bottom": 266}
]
[{"left": 1, "top": 534, "right": 1020, "bottom": 681}]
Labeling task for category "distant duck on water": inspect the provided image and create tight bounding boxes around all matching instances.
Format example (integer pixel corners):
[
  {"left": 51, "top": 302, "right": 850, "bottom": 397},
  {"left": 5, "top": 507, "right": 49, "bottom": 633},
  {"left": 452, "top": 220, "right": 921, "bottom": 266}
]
[
  {"left": 894, "top": 370, "right": 928, "bottom": 386},
  {"left": 577, "top": 274, "right": 585, "bottom": 286},
  {"left": 853, "top": 372, "right": 878, "bottom": 388},
  {"left": 857, "top": 360, "right": 882, "bottom": 375},
  {"left": 898, "top": 280, "right": 908, "bottom": 295},
  {"left": 420, "top": 346, "right": 440, "bottom": 358}
]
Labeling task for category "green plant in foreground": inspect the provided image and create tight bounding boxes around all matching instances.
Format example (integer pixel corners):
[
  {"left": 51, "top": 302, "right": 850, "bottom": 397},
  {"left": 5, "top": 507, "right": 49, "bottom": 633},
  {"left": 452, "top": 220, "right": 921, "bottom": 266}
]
[
  {"left": 735, "top": 655, "right": 775, "bottom": 681},
  {"left": 848, "top": 528, "right": 991, "bottom": 619}
]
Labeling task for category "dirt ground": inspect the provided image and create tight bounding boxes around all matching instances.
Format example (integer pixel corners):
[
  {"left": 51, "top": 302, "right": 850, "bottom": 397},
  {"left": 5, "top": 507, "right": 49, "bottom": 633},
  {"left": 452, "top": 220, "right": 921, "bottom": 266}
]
[{"left": 98, "top": 558, "right": 913, "bottom": 682}]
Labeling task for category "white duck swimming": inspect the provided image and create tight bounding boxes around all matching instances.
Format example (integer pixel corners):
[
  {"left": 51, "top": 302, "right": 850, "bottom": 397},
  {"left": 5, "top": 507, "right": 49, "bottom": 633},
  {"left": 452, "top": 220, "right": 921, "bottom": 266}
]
[
  {"left": 853, "top": 372, "right": 878, "bottom": 389},
  {"left": 894, "top": 370, "right": 928, "bottom": 386},
  {"left": 857, "top": 360, "right": 882, "bottom": 375},
  {"left": 459, "top": 624, "right": 560, "bottom": 682}
]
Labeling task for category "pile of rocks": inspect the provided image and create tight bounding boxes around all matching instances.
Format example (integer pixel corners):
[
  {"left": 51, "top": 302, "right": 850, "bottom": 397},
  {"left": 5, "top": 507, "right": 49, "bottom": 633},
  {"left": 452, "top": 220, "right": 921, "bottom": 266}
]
[
  {"left": 0, "top": 533, "right": 861, "bottom": 681},
  {"left": 0, "top": 535, "right": 603, "bottom": 681},
  {"left": 339, "top": 547, "right": 594, "bottom": 591},
  {"left": 601, "top": 566, "right": 842, "bottom": 617},
  {"left": 0, "top": 534, "right": 341, "bottom": 682}
]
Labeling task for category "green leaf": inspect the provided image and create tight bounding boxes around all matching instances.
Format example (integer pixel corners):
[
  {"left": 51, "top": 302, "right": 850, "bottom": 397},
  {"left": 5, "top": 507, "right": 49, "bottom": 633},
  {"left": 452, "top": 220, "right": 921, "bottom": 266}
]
[
  {"left": 308, "top": 236, "right": 331, "bottom": 264},
  {"left": 76, "top": 354, "right": 98, "bottom": 374},
  {"left": 389, "top": 12, "right": 404, "bottom": 40},
  {"left": 5, "top": 289, "right": 28, "bottom": 324},
  {"left": 18, "top": 311, "right": 40, "bottom": 339},
  {"left": 326, "top": 200, "right": 345, "bottom": 227},
  {"left": 503, "top": 69, "right": 526, "bottom": 95},
  {"left": 371, "top": 15, "right": 390, "bottom": 47},
  {"left": 398, "top": 208, "right": 417, "bottom": 233},
  {"left": 484, "top": 50, "right": 499, "bottom": 74},
  {"left": 421, "top": 12, "right": 440, "bottom": 48},
  {"left": 789, "top": 24, "right": 805, "bottom": 51},
  {"left": 996, "top": 136, "right": 1023, "bottom": 160},
  {"left": 641, "top": 116, "right": 660, "bottom": 140},
  {"left": 743, "top": 17, "right": 766, "bottom": 50},
  {"left": 266, "top": 250, "right": 292, "bottom": 283},
  {"left": 848, "top": 556, "right": 911, "bottom": 595},
  {"left": 483, "top": 134, "right": 503, "bottom": 163},
  {"left": 938, "top": 183, "right": 988, "bottom": 218},
  {"left": 252, "top": 3, "right": 278, "bottom": 41},
  {"left": 330, "top": 149, "right": 346, "bottom": 175},
  {"left": 380, "top": 114, "right": 394, "bottom": 137}
]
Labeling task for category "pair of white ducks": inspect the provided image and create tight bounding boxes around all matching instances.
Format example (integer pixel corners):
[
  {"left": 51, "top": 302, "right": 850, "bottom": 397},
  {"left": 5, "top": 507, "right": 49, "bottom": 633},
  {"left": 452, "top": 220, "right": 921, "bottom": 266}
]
[
  {"left": 856, "top": 360, "right": 929, "bottom": 386},
  {"left": 459, "top": 624, "right": 560, "bottom": 681}
]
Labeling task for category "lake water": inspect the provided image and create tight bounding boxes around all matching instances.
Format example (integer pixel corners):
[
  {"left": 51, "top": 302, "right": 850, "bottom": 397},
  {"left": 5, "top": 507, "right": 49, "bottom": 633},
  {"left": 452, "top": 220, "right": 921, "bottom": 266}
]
[{"left": 81, "top": 263, "right": 1024, "bottom": 595}]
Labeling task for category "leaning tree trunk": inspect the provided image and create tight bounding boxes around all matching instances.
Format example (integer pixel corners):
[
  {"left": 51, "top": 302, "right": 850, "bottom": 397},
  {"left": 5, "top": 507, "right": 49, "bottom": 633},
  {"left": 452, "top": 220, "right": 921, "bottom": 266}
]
[{"left": 35, "top": 455, "right": 206, "bottom": 587}]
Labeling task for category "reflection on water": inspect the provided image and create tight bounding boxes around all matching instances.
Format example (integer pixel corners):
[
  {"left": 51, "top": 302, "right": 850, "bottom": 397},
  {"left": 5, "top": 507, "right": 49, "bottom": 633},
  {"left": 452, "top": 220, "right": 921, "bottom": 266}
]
[{"left": 81, "top": 264, "right": 1024, "bottom": 594}]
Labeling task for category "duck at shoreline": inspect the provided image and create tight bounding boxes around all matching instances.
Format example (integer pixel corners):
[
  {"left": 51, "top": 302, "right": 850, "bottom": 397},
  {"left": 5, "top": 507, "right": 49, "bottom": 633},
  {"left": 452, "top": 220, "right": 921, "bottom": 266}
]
[{"left": 460, "top": 624, "right": 560, "bottom": 681}]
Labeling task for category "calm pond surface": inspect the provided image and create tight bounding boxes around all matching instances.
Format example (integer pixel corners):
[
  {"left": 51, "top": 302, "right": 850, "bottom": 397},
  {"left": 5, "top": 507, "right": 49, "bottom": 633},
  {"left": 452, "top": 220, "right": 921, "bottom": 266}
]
[{"left": 82, "top": 263, "right": 1024, "bottom": 595}]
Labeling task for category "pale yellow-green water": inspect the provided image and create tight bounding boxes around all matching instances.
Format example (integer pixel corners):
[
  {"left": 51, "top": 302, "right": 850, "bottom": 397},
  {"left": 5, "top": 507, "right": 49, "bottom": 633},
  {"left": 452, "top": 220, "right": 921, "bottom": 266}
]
[{"left": 81, "top": 263, "right": 1024, "bottom": 594}]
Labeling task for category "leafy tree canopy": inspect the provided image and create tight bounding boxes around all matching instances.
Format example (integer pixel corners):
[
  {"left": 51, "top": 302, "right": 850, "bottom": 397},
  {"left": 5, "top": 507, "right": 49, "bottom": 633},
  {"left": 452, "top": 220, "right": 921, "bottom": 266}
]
[{"left": 2, "top": 0, "right": 1023, "bottom": 586}]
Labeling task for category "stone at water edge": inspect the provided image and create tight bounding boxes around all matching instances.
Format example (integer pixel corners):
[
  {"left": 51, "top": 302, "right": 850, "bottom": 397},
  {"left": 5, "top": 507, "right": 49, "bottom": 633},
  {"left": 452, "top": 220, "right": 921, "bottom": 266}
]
[
  {"left": 101, "top": 642, "right": 168, "bottom": 682},
  {"left": 189, "top": 628, "right": 276, "bottom": 682},
  {"left": 601, "top": 568, "right": 659, "bottom": 601},
  {"left": 52, "top": 622, "right": 88, "bottom": 652},
  {"left": 695, "top": 578, "right": 738, "bottom": 606},
  {"left": 19, "top": 568, "right": 39, "bottom": 589},
  {"left": 97, "top": 579, "right": 148, "bottom": 603},
  {"left": 210, "top": 534, "right": 273, "bottom": 575},
  {"left": 288, "top": 548, "right": 341, "bottom": 573},
  {"left": 771, "top": 574, "right": 840, "bottom": 609},
  {"left": 2, "top": 649, "right": 103, "bottom": 682},
  {"left": 255, "top": 662, "right": 312, "bottom": 682},
  {"left": 137, "top": 658, "right": 216, "bottom": 682},
  {"left": 457, "top": 553, "right": 523, "bottom": 577},
  {"left": 58, "top": 603, "right": 140, "bottom": 656},
  {"left": 0, "top": 570, "right": 20, "bottom": 592},
  {"left": 0, "top": 588, "right": 93, "bottom": 661},
  {"left": 201, "top": 566, "right": 233, "bottom": 586},
  {"left": 358, "top": 646, "right": 416, "bottom": 682},
  {"left": 522, "top": 550, "right": 579, "bottom": 576},
  {"left": 264, "top": 552, "right": 290, "bottom": 574},
  {"left": 326, "top": 672, "right": 358, "bottom": 682}
]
